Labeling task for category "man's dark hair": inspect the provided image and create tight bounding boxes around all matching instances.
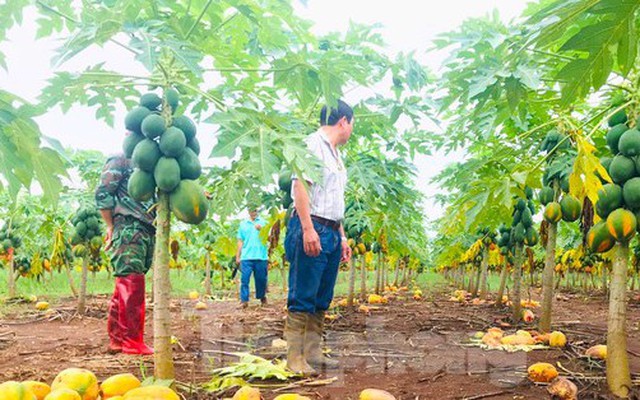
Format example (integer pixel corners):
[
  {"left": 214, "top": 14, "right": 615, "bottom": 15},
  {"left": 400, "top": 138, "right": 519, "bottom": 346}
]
[{"left": 320, "top": 100, "right": 353, "bottom": 126}]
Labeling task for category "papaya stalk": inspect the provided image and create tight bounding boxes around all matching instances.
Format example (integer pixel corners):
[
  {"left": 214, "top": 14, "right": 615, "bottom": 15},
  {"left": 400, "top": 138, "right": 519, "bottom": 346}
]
[
  {"left": 153, "top": 87, "right": 175, "bottom": 380},
  {"left": 512, "top": 244, "right": 524, "bottom": 323},
  {"left": 281, "top": 253, "right": 287, "bottom": 294},
  {"left": 374, "top": 253, "right": 381, "bottom": 294},
  {"left": 393, "top": 258, "right": 401, "bottom": 287},
  {"left": 466, "top": 266, "right": 474, "bottom": 293},
  {"left": 347, "top": 256, "right": 356, "bottom": 307},
  {"left": 478, "top": 246, "right": 489, "bottom": 299},
  {"left": 204, "top": 251, "right": 211, "bottom": 297},
  {"left": 153, "top": 193, "right": 174, "bottom": 379},
  {"left": 360, "top": 254, "right": 367, "bottom": 302},
  {"left": 607, "top": 242, "right": 631, "bottom": 398},
  {"left": 471, "top": 264, "right": 481, "bottom": 297},
  {"left": 7, "top": 255, "right": 15, "bottom": 298},
  {"left": 65, "top": 264, "right": 78, "bottom": 297},
  {"left": 539, "top": 222, "right": 557, "bottom": 333},
  {"left": 77, "top": 256, "right": 89, "bottom": 315}
]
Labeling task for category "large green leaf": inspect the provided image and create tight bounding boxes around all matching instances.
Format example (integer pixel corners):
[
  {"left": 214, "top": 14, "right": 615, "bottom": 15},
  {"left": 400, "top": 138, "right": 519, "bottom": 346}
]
[
  {"left": 527, "top": 0, "right": 640, "bottom": 107},
  {"left": 0, "top": 90, "right": 67, "bottom": 205}
]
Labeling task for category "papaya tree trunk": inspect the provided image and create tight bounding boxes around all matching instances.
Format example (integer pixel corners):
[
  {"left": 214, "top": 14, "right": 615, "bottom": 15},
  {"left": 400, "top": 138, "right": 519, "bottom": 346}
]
[
  {"left": 375, "top": 253, "right": 382, "bottom": 294},
  {"left": 607, "top": 242, "right": 631, "bottom": 398},
  {"left": 479, "top": 247, "right": 489, "bottom": 299},
  {"left": 496, "top": 256, "right": 509, "bottom": 306},
  {"left": 153, "top": 194, "right": 174, "bottom": 380},
  {"left": 393, "top": 259, "right": 401, "bottom": 287},
  {"left": 539, "top": 222, "right": 557, "bottom": 333},
  {"left": 529, "top": 267, "right": 534, "bottom": 287},
  {"left": 77, "top": 256, "right": 89, "bottom": 315},
  {"left": 360, "top": 255, "right": 367, "bottom": 301},
  {"left": 512, "top": 245, "right": 524, "bottom": 323},
  {"left": 65, "top": 264, "right": 78, "bottom": 297},
  {"left": 204, "top": 252, "right": 212, "bottom": 297},
  {"left": 382, "top": 258, "right": 388, "bottom": 289},
  {"left": 399, "top": 261, "right": 407, "bottom": 287},
  {"left": 347, "top": 256, "right": 356, "bottom": 307},
  {"left": 220, "top": 262, "right": 226, "bottom": 290},
  {"left": 7, "top": 256, "right": 16, "bottom": 298},
  {"left": 471, "top": 266, "right": 481, "bottom": 297},
  {"left": 281, "top": 253, "right": 287, "bottom": 295}
]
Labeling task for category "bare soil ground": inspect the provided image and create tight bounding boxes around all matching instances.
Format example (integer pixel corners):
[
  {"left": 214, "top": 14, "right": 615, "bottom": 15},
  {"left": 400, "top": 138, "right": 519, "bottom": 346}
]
[{"left": 2, "top": 286, "right": 640, "bottom": 399}]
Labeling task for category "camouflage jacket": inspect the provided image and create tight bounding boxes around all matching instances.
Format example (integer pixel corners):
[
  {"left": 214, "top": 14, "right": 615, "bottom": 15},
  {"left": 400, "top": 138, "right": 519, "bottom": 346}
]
[{"left": 95, "top": 154, "right": 155, "bottom": 228}]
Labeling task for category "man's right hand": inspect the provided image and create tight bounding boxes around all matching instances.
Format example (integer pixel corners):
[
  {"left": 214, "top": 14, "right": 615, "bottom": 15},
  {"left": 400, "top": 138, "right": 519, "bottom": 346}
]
[
  {"left": 236, "top": 256, "right": 241, "bottom": 265},
  {"left": 303, "top": 227, "right": 322, "bottom": 257},
  {"left": 104, "top": 226, "right": 114, "bottom": 251}
]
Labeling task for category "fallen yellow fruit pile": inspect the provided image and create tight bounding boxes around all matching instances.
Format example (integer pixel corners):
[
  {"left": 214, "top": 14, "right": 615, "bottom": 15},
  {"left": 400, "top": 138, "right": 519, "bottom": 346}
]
[
  {"left": 521, "top": 299, "right": 540, "bottom": 308},
  {"left": 448, "top": 289, "right": 471, "bottom": 302},
  {"left": 360, "top": 388, "right": 397, "bottom": 399},
  {"left": 0, "top": 368, "right": 178, "bottom": 400},
  {"left": 226, "top": 386, "right": 396, "bottom": 400},
  {"left": 472, "top": 327, "right": 568, "bottom": 352},
  {"left": 367, "top": 294, "right": 388, "bottom": 304},
  {"left": 228, "top": 386, "right": 264, "bottom": 400}
]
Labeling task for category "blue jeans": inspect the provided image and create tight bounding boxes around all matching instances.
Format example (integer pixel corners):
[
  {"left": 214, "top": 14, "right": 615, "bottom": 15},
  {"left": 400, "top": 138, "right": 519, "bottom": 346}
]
[
  {"left": 240, "top": 260, "right": 268, "bottom": 302},
  {"left": 284, "top": 215, "right": 342, "bottom": 313}
]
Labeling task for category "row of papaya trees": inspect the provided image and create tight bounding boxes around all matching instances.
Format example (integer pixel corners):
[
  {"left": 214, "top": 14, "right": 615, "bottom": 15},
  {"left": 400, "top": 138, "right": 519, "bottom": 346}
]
[{"left": 431, "top": 1, "right": 640, "bottom": 397}]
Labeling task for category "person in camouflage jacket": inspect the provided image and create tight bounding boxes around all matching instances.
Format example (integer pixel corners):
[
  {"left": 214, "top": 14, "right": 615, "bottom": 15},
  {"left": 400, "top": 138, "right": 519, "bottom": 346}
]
[{"left": 96, "top": 149, "right": 155, "bottom": 355}]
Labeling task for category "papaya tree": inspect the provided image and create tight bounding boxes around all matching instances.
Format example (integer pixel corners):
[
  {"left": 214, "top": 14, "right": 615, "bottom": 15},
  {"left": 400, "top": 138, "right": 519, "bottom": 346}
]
[
  {"left": 495, "top": 226, "right": 513, "bottom": 306},
  {"left": 475, "top": 228, "right": 497, "bottom": 299},
  {"left": 70, "top": 206, "right": 104, "bottom": 315},
  {"left": 525, "top": 0, "right": 640, "bottom": 395},
  {"left": 343, "top": 204, "right": 368, "bottom": 307},
  {"left": 0, "top": 219, "right": 21, "bottom": 298},
  {"left": 125, "top": 87, "right": 209, "bottom": 378},
  {"left": 537, "top": 127, "right": 581, "bottom": 333},
  {"left": 509, "top": 187, "right": 539, "bottom": 323}
]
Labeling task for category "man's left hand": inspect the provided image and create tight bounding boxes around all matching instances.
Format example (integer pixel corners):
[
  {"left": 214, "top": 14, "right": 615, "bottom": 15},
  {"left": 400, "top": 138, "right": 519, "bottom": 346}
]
[{"left": 341, "top": 240, "right": 352, "bottom": 263}]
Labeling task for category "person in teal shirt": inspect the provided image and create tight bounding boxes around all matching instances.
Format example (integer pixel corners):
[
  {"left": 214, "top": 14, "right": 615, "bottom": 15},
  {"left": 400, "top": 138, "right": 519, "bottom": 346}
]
[{"left": 236, "top": 206, "right": 269, "bottom": 308}]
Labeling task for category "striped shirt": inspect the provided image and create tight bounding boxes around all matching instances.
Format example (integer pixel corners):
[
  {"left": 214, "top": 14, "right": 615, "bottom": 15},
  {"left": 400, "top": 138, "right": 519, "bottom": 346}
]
[{"left": 292, "top": 128, "right": 347, "bottom": 222}]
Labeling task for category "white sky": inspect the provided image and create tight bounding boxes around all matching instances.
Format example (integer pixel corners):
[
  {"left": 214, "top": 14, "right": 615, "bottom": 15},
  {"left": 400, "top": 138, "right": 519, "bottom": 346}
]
[{"left": 0, "top": 0, "right": 529, "bottom": 222}]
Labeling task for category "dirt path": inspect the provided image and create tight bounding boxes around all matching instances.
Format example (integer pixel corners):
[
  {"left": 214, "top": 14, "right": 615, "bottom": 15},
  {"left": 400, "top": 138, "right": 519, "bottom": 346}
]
[{"left": 1, "top": 288, "right": 639, "bottom": 399}]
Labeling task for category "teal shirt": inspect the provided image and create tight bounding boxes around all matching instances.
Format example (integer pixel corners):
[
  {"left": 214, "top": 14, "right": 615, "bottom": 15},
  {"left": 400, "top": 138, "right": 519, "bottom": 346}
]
[{"left": 237, "top": 217, "right": 268, "bottom": 261}]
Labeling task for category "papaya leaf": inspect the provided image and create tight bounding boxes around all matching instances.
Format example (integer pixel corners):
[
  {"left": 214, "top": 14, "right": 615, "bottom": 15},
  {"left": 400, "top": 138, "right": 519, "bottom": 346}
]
[{"left": 569, "top": 134, "right": 608, "bottom": 205}]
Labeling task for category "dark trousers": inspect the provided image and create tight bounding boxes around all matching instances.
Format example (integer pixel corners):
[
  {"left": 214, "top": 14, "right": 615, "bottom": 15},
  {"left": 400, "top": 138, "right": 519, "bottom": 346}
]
[
  {"left": 240, "top": 259, "right": 268, "bottom": 302},
  {"left": 284, "top": 215, "right": 342, "bottom": 313}
]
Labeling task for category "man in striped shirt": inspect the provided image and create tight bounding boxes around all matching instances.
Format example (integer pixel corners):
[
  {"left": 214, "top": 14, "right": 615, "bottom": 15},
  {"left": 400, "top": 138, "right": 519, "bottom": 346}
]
[{"left": 284, "top": 100, "right": 354, "bottom": 375}]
